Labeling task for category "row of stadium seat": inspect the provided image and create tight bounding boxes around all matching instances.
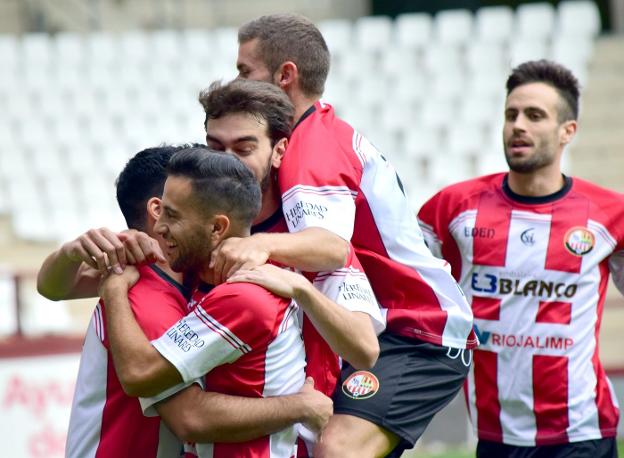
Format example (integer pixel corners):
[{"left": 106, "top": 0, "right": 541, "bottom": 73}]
[{"left": 0, "top": 1, "right": 598, "bottom": 243}]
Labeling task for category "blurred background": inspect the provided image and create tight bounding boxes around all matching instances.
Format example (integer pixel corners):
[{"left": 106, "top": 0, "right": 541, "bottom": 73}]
[{"left": 0, "top": 0, "right": 622, "bottom": 456}]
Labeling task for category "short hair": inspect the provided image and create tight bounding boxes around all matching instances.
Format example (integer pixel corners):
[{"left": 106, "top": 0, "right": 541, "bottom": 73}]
[
  {"left": 116, "top": 144, "right": 201, "bottom": 231},
  {"left": 238, "top": 13, "right": 330, "bottom": 97},
  {"left": 167, "top": 146, "right": 261, "bottom": 227},
  {"left": 506, "top": 59, "right": 580, "bottom": 122},
  {"left": 199, "top": 79, "right": 294, "bottom": 145}
]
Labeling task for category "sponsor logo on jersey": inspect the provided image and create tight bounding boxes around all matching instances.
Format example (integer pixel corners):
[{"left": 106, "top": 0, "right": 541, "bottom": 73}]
[
  {"left": 471, "top": 273, "right": 577, "bottom": 299},
  {"left": 564, "top": 227, "right": 595, "bottom": 256},
  {"left": 166, "top": 319, "right": 206, "bottom": 352},
  {"left": 520, "top": 228, "right": 535, "bottom": 246},
  {"left": 342, "top": 371, "right": 379, "bottom": 400},
  {"left": 284, "top": 201, "right": 328, "bottom": 228},
  {"left": 464, "top": 227, "right": 495, "bottom": 239},
  {"left": 338, "top": 281, "right": 375, "bottom": 303},
  {"left": 474, "top": 325, "right": 573, "bottom": 350}
]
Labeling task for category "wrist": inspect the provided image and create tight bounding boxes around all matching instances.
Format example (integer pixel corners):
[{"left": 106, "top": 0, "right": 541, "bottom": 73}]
[{"left": 292, "top": 277, "right": 313, "bottom": 305}]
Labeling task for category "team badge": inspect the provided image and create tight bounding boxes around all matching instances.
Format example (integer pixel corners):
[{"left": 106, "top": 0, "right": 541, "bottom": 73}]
[
  {"left": 342, "top": 371, "right": 380, "bottom": 400},
  {"left": 564, "top": 227, "right": 595, "bottom": 256}
]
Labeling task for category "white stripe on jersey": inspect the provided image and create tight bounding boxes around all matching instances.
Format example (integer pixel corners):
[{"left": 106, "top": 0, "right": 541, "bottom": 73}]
[
  {"left": 66, "top": 314, "right": 107, "bottom": 458},
  {"left": 356, "top": 134, "right": 472, "bottom": 348}
]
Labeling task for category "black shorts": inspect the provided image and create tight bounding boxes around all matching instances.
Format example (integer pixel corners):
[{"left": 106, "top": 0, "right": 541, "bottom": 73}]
[
  {"left": 333, "top": 332, "right": 471, "bottom": 458},
  {"left": 476, "top": 437, "right": 618, "bottom": 458}
]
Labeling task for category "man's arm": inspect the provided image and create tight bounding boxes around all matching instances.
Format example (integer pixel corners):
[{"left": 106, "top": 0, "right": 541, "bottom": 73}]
[
  {"left": 211, "top": 227, "right": 348, "bottom": 283},
  {"left": 99, "top": 267, "right": 183, "bottom": 397},
  {"left": 228, "top": 264, "right": 379, "bottom": 369},
  {"left": 37, "top": 228, "right": 165, "bottom": 300},
  {"left": 156, "top": 377, "right": 332, "bottom": 443}
]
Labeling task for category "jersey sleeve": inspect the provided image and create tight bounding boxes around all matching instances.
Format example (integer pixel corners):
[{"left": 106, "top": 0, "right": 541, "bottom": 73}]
[
  {"left": 417, "top": 191, "right": 446, "bottom": 259},
  {"left": 312, "top": 247, "right": 385, "bottom": 335},
  {"left": 278, "top": 120, "right": 362, "bottom": 241},
  {"left": 139, "top": 378, "right": 204, "bottom": 417},
  {"left": 128, "top": 284, "right": 187, "bottom": 341},
  {"left": 150, "top": 284, "right": 277, "bottom": 383}
]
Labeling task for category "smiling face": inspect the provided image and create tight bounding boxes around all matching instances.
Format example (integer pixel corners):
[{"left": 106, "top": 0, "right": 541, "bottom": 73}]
[
  {"left": 503, "top": 82, "right": 575, "bottom": 174},
  {"left": 205, "top": 112, "right": 285, "bottom": 193},
  {"left": 153, "top": 176, "right": 213, "bottom": 273}
]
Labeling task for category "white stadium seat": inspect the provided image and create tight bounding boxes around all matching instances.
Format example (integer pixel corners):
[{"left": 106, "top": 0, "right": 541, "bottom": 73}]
[
  {"left": 509, "top": 39, "right": 550, "bottom": 66},
  {"left": 394, "top": 13, "right": 432, "bottom": 50},
  {"left": 516, "top": 2, "right": 556, "bottom": 41},
  {"left": 354, "top": 16, "right": 393, "bottom": 52},
  {"left": 475, "top": 6, "right": 514, "bottom": 43},
  {"left": 318, "top": 19, "right": 353, "bottom": 56},
  {"left": 557, "top": 0, "right": 601, "bottom": 38},
  {"left": 434, "top": 9, "right": 474, "bottom": 46}
]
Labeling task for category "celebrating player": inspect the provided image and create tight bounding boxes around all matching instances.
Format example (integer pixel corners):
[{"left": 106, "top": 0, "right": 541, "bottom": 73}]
[
  {"left": 39, "top": 146, "right": 333, "bottom": 457},
  {"left": 211, "top": 13, "right": 477, "bottom": 458},
  {"left": 418, "top": 60, "right": 623, "bottom": 458}
]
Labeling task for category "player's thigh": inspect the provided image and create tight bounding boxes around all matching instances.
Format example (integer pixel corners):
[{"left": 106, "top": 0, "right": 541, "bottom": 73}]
[{"left": 314, "top": 413, "right": 399, "bottom": 458}]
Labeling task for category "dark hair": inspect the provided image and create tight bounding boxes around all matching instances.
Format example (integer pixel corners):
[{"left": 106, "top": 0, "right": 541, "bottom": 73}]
[
  {"left": 238, "top": 13, "right": 330, "bottom": 97},
  {"left": 199, "top": 79, "right": 294, "bottom": 146},
  {"left": 506, "top": 59, "right": 580, "bottom": 122},
  {"left": 167, "top": 146, "right": 261, "bottom": 227},
  {"left": 116, "top": 144, "right": 202, "bottom": 231}
]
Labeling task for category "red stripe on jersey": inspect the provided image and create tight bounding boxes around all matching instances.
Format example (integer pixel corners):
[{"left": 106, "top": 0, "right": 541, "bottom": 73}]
[
  {"left": 544, "top": 196, "right": 589, "bottom": 273},
  {"left": 96, "top": 353, "right": 161, "bottom": 457},
  {"left": 533, "top": 354, "right": 569, "bottom": 445},
  {"left": 472, "top": 296, "right": 501, "bottom": 320},
  {"left": 473, "top": 350, "right": 503, "bottom": 442},
  {"left": 592, "top": 262, "right": 619, "bottom": 438},
  {"left": 535, "top": 301, "right": 571, "bottom": 324},
  {"left": 473, "top": 192, "right": 511, "bottom": 266},
  {"left": 213, "top": 436, "right": 270, "bottom": 457}
]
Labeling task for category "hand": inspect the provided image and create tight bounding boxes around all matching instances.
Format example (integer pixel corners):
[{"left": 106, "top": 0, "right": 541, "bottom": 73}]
[
  {"left": 209, "top": 235, "right": 270, "bottom": 284},
  {"left": 99, "top": 265, "right": 140, "bottom": 299},
  {"left": 227, "top": 264, "right": 309, "bottom": 299},
  {"left": 118, "top": 229, "right": 166, "bottom": 266},
  {"left": 297, "top": 377, "right": 333, "bottom": 434},
  {"left": 61, "top": 227, "right": 128, "bottom": 274}
]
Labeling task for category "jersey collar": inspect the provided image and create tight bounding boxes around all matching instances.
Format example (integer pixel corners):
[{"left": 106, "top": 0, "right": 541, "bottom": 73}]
[
  {"left": 293, "top": 104, "right": 316, "bottom": 132},
  {"left": 251, "top": 206, "right": 283, "bottom": 234},
  {"left": 150, "top": 264, "right": 192, "bottom": 300},
  {"left": 502, "top": 174, "right": 573, "bottom": 204}
]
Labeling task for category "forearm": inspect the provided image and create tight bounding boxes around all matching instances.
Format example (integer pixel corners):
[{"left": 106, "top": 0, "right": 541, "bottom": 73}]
[
  {"left": 37, "top": 251, "right": 97, "bottom": 300},
  {"left": 157, "top": 386, "right": 310, "bottom": 443},
  {"left": 295, "top": 282, "right": 379, "bottom": 369},
  {"left": 101, "top": 284, "right": 182, "bottom": 397},
  {"left": 259, "top": 227, "right": 348, "bottom": 272}
]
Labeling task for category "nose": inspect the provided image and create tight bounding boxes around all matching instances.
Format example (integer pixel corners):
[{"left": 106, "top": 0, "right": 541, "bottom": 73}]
[{"left": 511, "top": 113, "right": 528, "bottom": 133}]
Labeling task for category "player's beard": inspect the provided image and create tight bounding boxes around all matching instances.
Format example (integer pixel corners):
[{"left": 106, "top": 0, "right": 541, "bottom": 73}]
[
  {"left": 504, "top": 136, "right": 557, "bottom": 174},
  {"left": 259, "top": 156, "right": 274, "bottom": 193},
  {"left": 169, "top": 225, "right": 213, "bottom": 274}
]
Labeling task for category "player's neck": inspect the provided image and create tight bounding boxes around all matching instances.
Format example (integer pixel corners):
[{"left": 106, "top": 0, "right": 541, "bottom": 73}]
[
  {"left": 154, "top": 260, "right": 183, "bottom": 284},
  {"left": 254, "top": 182, "right": 281, "bottom": 225},
  {"left": 291, "top": 91, "right": 319, "bottom": 125},
  {"left": 507, "top": 166, "right": 566, "bottom": 197}
]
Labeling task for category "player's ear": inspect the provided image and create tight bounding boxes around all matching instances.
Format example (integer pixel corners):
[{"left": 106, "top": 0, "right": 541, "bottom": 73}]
[
  {"left": 209, "top": 214, "right": 231, "bottom": 244},
  {"left": 146, "top": 197, "right": 162, "bottom": 222},
  {"left": 271, "top": 137, "right": 288, "bottom": 169},
  {"left": 560, "top": 120, "right": 577, "bottom": 145},
  {"left": 274, "top": 61, "right": 298, "bottom": 89}
]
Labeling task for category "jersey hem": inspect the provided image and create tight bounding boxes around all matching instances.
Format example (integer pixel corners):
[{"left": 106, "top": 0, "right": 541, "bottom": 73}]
[
  {"left": 388, "top": 326, "right": 478, "bottom": 349},
  {"left": 476, "top": 428, "right": 618, "bottom": 446}
]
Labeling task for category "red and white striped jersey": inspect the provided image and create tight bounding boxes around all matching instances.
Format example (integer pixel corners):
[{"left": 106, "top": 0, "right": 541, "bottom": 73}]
[
  {"left": 66, "top": 265, "right": 191, "bottom": 458},
  {"left": 149, "top": 281, "right": 306, "bottom": 458},
  {"left": 279, "top": 101, "right": 476, "bottom": 349},
  {"left": 418, "top": 173, "right": 624, "bottom": 446},
  {"left": 252, "top": 209, "right": 385, "bottom": 456}
]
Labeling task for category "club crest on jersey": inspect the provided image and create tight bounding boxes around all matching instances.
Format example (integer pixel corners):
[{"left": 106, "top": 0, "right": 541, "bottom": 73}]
[
  {"left": 564, "top": 227, "right": 595, "bottom": 256},
  {"left": 342, "top": 371, "right": 379, "bottom": 400}
]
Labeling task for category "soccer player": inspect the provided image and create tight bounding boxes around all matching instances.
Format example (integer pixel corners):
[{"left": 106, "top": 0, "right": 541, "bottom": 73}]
[
  {"left": 99, "top": 148, "right": 309, "bottom": 457},
  {"left": 39, "top": 146, "right": 332, "bottom": 457},
  {"left": 211, "top": 13, "right": 477, "bottom": 458},
  {"left": 418, "top": 60, "right": 624, "bottom": 458},
  {"left": 197, "top": 78, "right": 385, "bottom": 453}
]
